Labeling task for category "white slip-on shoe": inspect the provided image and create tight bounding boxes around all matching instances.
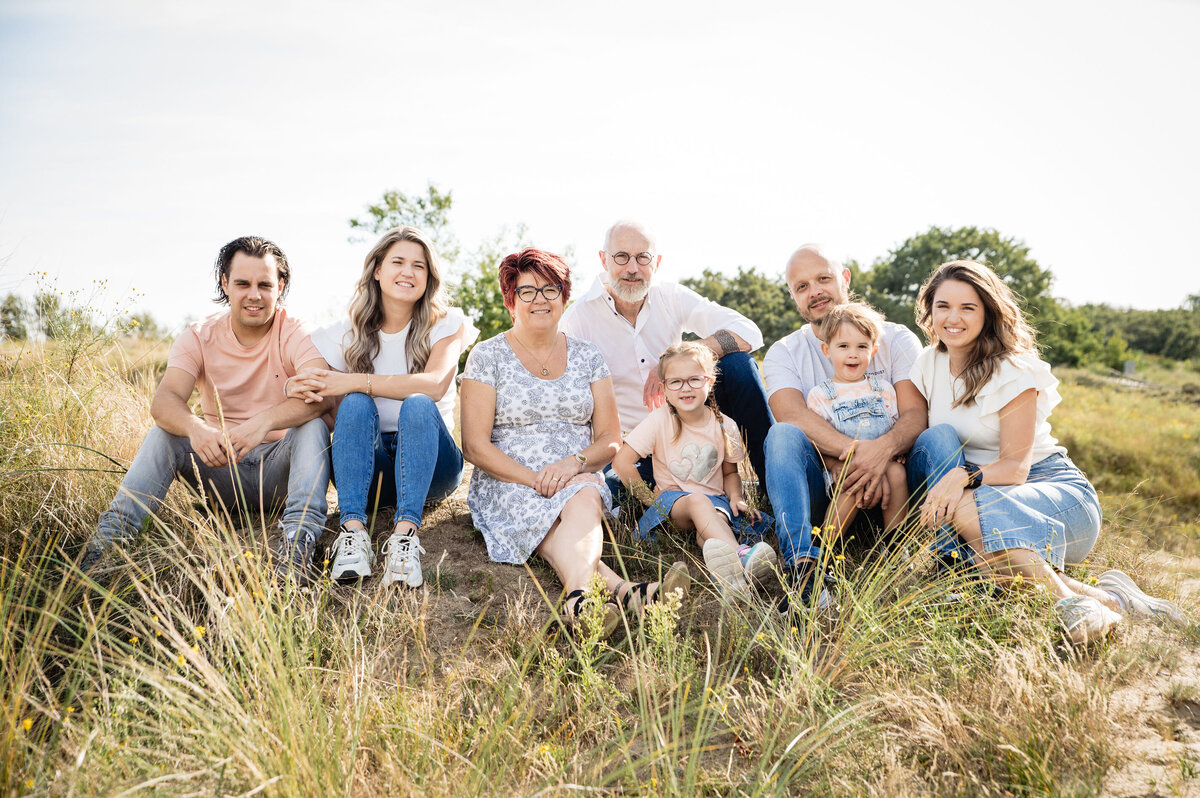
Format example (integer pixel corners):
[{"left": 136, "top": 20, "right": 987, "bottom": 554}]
[
  {"left": 380, "top": 532, "right": 426, "bottom": 589},
  {"left": 329, "top": 527, "right": 373, "bottom": 582},
  {"left": 1097, "top": 569, "right": 1187, "bottom": 627}
]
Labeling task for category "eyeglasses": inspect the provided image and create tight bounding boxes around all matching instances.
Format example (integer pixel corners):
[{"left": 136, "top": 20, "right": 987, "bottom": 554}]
[
  {"left": 514, "top": 284, "right": 562, "bottom": 303},
  {"left": 663, "top": 375, "right": 712, "bottom": 391},
  {"left": 609, "top": 251, "right": 655, "bottom": 267}
]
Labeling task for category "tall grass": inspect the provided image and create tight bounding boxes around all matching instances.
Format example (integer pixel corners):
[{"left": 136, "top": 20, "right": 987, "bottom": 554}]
[{"left": 4, "top": 337, "right": 1198, "bottom": 795}]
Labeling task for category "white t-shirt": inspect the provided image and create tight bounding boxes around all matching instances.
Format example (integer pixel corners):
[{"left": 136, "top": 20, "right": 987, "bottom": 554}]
[
  {"left": 310, "top": 307, "right": 478, "bottom": 434},
  {"left": 560, "top": 275, "right": 763, "bottom": 434},
  {"left": 910, "top": 348, "right": 1067, "bottom": 465},
  {"left": 762, "top": 321, "right": 921, "bottom": 401}
]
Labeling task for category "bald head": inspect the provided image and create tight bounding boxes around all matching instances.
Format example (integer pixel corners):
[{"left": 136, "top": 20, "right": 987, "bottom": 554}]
[
  {"left": 785, "top": 244, "right": 852, "bottom": 326},
  {"left": 604, "top": 219, "right": 657, "bottom": 252}
]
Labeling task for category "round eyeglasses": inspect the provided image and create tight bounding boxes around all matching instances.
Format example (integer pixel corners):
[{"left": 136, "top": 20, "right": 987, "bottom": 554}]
[
  {"left": 609, "top": 251, "right": 655, "bottom": 267},
  {"left": 514, "top": 284, "right": 562, "bottom": 303},
  {"left": 663, "top": 375, "right": 712, "bottom": 391}
]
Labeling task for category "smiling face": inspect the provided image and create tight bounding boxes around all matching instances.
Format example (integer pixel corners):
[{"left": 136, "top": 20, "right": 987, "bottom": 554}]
[
  {"left": 601, "top": 225, "right": 660, "bottom": 304},
  {"left": 820, "top": 321, "right": 879, "bottom": 383},
  {"left": 373, "top": 239, "right": 429, "bottom": 307},
  {"left": 931, "top": 278, "right": 986, "bottom": 354},
  {"left": 509, "top": 269, "right": 564, "bottom": 333},
  {"left": 661, "top": 354, "right": 714, "bottom": 415},
  {"left": 221, "top": 252, "right": 283, "bottom": 339},
  {"left": 785, "top": 248, "right": 851, "bottom": 326}
]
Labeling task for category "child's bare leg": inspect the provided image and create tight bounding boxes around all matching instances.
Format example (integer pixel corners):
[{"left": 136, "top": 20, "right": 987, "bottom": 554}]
[
  {"left": 882, "top": 461, "right": 911, "bottom": 533},
  {"left": 669, "top": 494, "right": 738, "bottom": 548},
  {"left": 823, "top": 484, "right": 860, "bottom": 536}
]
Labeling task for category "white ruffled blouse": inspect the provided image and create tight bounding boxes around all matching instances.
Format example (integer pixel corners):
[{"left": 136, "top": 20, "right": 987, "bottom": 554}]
[{"left": 910, "top": 348, "right": 1067, "bottom": 465}]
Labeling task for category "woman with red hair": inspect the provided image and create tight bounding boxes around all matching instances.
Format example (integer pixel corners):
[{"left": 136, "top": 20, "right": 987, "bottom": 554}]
[{"left": 461, "top": 248, "right": 687, "bottom": 635}]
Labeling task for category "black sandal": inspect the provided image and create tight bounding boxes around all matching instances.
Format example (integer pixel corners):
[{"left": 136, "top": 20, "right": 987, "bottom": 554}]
[
  {"left": 561, "top": 589, "right": 621, "bottom": 638},
  {"left": 616, "top": 561, "right": 690, "bottom": 615}
]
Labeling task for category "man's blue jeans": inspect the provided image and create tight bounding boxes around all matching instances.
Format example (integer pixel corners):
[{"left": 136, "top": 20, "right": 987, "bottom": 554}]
[
  {"left": 93, "top": 418, "right": 331, "bottom": 546},
  {"left": 763, "top": 422, "right": 827, "bottom": 569},
  {"left": 905, "top": 423, "right": 971, "bottom": 561},
  {"left": 332, "top": 393, "right": 463, "bottom": 530},
  {"left": 606, "top": 351, "right": 775, "bottom": 503}
]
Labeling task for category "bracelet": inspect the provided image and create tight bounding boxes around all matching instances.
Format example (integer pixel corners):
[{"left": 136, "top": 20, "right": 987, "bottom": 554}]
[
  {"left": 713, "top": 329, "right": 738, "bottom": 357},
  {"left": 961, "top": 462, "right": 983, "bottom": 490},
  {"left": 283, "top": 376, "right": 294, "bottom": 398},
  {"left": 366, "top": 373, "right": 373, "bottom": 398}
]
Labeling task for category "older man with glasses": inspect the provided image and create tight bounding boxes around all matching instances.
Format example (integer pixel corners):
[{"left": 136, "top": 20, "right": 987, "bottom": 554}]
[{"left": 560, "top": 219, "right": 774, "bottom": 502}]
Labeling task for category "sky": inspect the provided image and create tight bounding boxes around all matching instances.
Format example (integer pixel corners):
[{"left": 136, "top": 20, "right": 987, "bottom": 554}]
[{"left": 2, "top": 0, "right": 1198, "bottom": 336}]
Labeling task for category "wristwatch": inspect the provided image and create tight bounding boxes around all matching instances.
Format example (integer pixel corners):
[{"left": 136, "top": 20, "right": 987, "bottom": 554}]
[
  {"left": 961, "top": 462, "right": 983, "bottom": 490},
  {"left": 573, "top": 452, "right": 587, "bottom": 468}
]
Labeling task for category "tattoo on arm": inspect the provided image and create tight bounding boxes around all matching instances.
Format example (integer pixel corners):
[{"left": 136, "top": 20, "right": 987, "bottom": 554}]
[{"left": 713, "top": 329, "right": 738, "bottom": 357}]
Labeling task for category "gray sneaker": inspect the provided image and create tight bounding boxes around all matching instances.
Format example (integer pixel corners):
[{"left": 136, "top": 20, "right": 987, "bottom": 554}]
[
  {"left": 702, "top": 538, "right": 749, "bottom": 600},
  {"left": 1055, "top": 595, "right": 1121, "bottom": 645},
  {"left": 274, "top": 533, "right": 316, "bottom": 586},
  {"left": 1097, "top": 569, "right": 1186, "bottom": 627},
  {"left": 739, "top": 542, "right": 778, "bottom": 584},
  {"left": 379, "top": 532, "right": 425, "bottom": 589},
  {"left": 78, "top": 542, "right": 108, "bottom": 576},
  {"left": 329, "top": 527, "right": 373, "bottom": 582}
]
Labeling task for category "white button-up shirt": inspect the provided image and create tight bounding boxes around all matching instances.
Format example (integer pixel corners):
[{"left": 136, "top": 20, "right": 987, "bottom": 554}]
[{"left": 560, "top": 275, "right": 764, "bottom": 433}]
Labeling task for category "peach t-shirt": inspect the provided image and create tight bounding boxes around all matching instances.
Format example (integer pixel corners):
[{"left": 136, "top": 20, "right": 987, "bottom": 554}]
[
  {"left": 167, "top": 308, "right": 323, "bottom": 442},
  {"left": 623, "top": 406, "right": 745, "bottom": 496}
]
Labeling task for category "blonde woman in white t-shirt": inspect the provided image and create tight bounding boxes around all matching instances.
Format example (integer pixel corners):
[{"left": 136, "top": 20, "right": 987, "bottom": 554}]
[
  {"left": 289, "top": 226, "right": 478, "bottom": 589},
  {"left": 909, "top": 260, "right": 1183, "bottom": 644}
]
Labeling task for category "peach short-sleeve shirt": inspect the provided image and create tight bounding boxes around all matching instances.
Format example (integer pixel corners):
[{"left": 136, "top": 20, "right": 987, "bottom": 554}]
[{"left": 167, "top": 308, "right": 323, "bottom": 442}]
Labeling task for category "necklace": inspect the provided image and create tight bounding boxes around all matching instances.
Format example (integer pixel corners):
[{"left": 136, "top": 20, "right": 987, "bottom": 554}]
[{"left": 509, "top": 332, "right": 561, "bottom": 376}]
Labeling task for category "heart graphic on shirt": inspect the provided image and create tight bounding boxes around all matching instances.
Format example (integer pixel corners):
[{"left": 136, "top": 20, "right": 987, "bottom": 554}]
[{"left": 669, "top": 443, "right": 719, "bottom": 483}]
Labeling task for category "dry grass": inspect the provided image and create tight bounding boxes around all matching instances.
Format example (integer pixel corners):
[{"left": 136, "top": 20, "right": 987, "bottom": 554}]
[{"left": 4, "top": 339, "right": 1200, "bottom": 796}]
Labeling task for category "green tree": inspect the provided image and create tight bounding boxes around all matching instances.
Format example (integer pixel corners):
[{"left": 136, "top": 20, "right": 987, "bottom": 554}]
[
  {"left": 682, "top": 267, "right": 802, "bottom": 352},
  {"left": 1, "top": 293, "right": 28, "bottom": 340},
  {"left": 451, "top": 225, "right": 531, "bottom": 361},
  {"left": 859, "top": 226, "right": 1056, "bottom": 335},
  {"left": 348, "top": 183, "right": 460, "bottom": 264}
]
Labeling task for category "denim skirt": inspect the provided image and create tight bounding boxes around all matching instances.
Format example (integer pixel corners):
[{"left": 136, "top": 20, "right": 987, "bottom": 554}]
[
  {"left": 973, "top": 453, "right": 1101, "bottom": 570},
  {"left": 634, "top": 490, "right": 775, "bottom": 543}
]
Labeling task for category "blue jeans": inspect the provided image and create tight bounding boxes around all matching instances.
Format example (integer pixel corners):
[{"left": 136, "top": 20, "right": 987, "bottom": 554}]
[
  {"left": 332, "top": 393, "right": 463, "bottom": 529},
  {"left": 712, "top": 352, "right": 775, "bottom": 483},
  {"left": 633, "top": 490, "right": 775, "bottom": 543},
  {"left": 763, "top": 422, "right": 828, "bottom": 568},
  {"left": 906, "top": 424, "right": 972, "bottom": 561},
  {"left": 93, "top": 419, "right": 331, "bottom": 546}
]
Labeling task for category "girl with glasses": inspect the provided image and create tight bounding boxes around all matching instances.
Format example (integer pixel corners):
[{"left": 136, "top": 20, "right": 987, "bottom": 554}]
[{"left": 614, "top": 342, "right": 777, "bottom": 601}]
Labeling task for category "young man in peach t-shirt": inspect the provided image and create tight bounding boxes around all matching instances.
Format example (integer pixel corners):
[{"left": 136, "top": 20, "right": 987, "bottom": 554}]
[{"left": 81, "top": 236, "right": 333, "bottom": 583}]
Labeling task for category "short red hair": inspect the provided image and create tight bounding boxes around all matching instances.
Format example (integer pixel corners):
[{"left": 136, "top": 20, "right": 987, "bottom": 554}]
[{"left": 498, "top": 248, "right": 572, "bottom": 309}]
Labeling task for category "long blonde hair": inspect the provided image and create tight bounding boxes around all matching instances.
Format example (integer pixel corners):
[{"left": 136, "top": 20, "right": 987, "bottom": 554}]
[
  {"left": 345, "top": 226, "right": 447, "bottom": 375},
  {"left": 656, "top": 342, "right": 734, "bottom": 455},
  {"left": 915, "top": 259, "right": 1037, "bottom": 407}
]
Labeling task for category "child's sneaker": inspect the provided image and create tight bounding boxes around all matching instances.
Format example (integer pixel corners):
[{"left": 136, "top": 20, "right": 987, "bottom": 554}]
[
  {"left": 329, "top": 526, "right": 373, "bottom": 582},
  {"left": 702, "top": 538, "right": 749, "bottom": 600},
  {"left": 739, "top": 542, "right": 778, "bottom": 584}
]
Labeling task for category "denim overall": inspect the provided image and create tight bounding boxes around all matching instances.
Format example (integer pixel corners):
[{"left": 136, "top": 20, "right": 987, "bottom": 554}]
[{"left": 818, "top": 375, "right": 893, "bottom": 441}]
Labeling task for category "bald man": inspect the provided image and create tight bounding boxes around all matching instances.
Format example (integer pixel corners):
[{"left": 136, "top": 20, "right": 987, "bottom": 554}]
[
  {"left": 761, "top": 245, "right": 926, "bottom": 607},
  {"left": 560, "top": 220, "right": 774, "bottom": 498}
]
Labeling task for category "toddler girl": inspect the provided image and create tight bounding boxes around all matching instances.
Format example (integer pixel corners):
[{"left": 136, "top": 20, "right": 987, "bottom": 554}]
[
  {"left": 614, "top": 342, "right": 777, "bottom": 599},
  {"left": 806, "top": 302, "right": 909, "bottom": 536}
]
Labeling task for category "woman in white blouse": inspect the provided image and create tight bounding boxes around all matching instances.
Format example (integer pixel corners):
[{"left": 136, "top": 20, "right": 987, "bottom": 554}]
[{"left": 907, "top": 260, "right": 1183, "bottom": 644}]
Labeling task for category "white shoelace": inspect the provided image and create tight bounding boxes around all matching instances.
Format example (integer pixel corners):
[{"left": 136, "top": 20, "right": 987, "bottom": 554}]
[
  {"left": 383, "top": 533, "right": 425, "bottom": 571},
  {"left": 333, "top": 528, "right": 370, "bottom": 560}
]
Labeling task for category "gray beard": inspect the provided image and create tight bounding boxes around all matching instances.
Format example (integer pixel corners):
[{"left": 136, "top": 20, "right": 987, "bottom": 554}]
[{"left": 610, "top": 278, "right": 649, "bottom": 303}]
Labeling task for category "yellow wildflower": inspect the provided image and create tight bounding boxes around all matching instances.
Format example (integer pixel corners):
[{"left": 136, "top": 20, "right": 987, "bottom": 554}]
[
  {"left": 22, "top": 717, "right": 32, "bottom": 731},
  {"left": 194, "top": 625, "right": 205, "bottom": 638}
]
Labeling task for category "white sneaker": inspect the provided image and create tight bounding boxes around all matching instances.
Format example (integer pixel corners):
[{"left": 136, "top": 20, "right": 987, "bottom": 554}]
[
  {"left": 703, "top": 538, "right": 749, "bottom": 600},
  {"left": 329, "top": 527, "right": 373, "bottom": 581},
  {"left": 380, "top": 532, "right": 425, "bottom": 589},
  {"left": 739, "top": 542, "right": 778, "bottom": 584},
  {"left": 1055, "top": 595, "right": 1122, "bottom": 645},
  {"left": 1097, "top": 569, "right": 1187, "bottom": 627}
]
